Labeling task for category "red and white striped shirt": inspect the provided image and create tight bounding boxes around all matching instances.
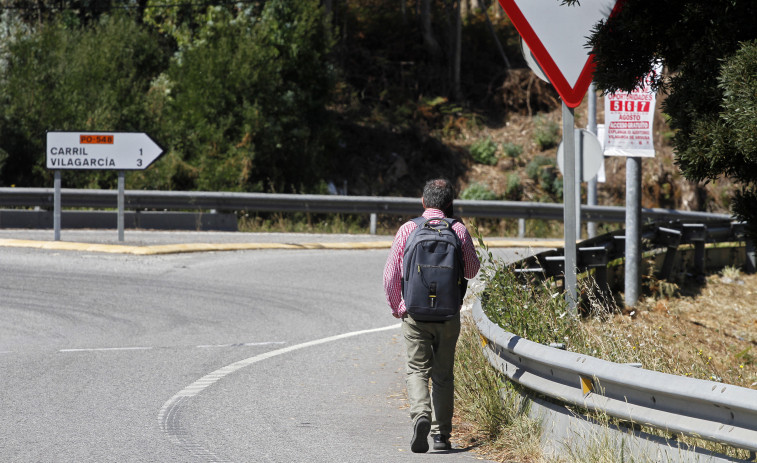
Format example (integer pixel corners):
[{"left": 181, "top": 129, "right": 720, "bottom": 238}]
[{"left": 383, "top": 208, "right": 481, "bottom": 318}]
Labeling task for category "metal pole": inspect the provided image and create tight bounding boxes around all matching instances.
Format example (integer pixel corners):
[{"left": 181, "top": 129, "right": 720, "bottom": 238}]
[
  {"left": 587, "top": 83, "right": 598, "bottom": 238},
  {"left": 369, "top": 213, "right": 377, "bottom": 235},
  {"left": 562, "top": 103, "right": 577, "bottom": 312},
  {"left": 118, "top": 170, "right": 125, "bottom": 242},
  {"left": 54, "top": 171, "right": 61, "bottom": 241},
  {"left": 575, "top": 129, "right": 582, "bottom": 240},
  {"left": 625, "top": 156, "right": 642, "bottom": 307},
  {"left": 518, "top": 218, "right": 526, "bottom": 238},
  {"left": 587, "top": 180, "right": 598, "bottom": 238}
]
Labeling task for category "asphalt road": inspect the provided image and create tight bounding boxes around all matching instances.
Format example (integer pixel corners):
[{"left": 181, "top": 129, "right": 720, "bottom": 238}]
[{"left": 0, "top": 234, "right": 540, "bottom": 462}]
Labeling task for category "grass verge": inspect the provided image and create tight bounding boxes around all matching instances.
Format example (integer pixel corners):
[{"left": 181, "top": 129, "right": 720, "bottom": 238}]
[
  {"left": 454, "top": 242, "right": 757, "bottom": 462},
  {"left": 454, "top": 314, "right": 544, "bottom": 462}
]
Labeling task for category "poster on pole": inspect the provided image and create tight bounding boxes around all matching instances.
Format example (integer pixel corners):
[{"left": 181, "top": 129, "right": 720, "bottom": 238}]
[{"left": 603, "top": 67, "right": 660, "bottom": 157}]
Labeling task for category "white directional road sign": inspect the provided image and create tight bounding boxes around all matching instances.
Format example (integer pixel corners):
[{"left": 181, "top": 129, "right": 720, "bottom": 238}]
[{"left": 46, "top": 132, "right": 164, "bottom": 170}]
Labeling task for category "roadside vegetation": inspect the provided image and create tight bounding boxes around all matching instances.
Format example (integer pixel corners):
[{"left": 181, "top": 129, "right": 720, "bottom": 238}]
[{"left": 452, "top": 239, "right": 757, "bottom": 462}]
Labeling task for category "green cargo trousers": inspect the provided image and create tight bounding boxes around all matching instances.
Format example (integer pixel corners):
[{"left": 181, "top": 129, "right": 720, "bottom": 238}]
[{"left": 402, "top": 314, "right": 461, "bottom": 437}]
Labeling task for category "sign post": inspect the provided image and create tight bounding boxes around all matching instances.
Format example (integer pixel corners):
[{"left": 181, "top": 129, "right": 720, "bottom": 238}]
[
  {"left": 587, "top": 83, "right": 599, "bottom": 238},
  {"left": 557, "top": 127, "right": 604, "bottom": 242},
  {"left": 562, "top": 104, "right": 578, "bottom": 308},
  {"left": 497, "top": 0, "right": 620, "bottom": 311},
  {"left": 117, "top": 170, "right": 125, "bottom": 242},
  {"left": 602, "top": 67, "right": 660, "bottom": 306},
  {"left": 54, "top": 171, "right": 61, "bottom": 242},
  {"left": 46, "top": 132, "right": 164, "bottom": 241}
]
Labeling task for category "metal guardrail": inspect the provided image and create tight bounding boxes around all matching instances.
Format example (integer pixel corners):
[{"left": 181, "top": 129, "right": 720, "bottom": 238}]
[
  {"left": 511, "top": 221, "right": 756, "bottom": 290},
  {"left": 472, "top": 299, "right": 757, "bottom": 453},
  {"left": 0, "top": 187, "right": 735, "bottom": 224},
  {"left": 473, "top": 220, "right": 757, "bottom": 457}
]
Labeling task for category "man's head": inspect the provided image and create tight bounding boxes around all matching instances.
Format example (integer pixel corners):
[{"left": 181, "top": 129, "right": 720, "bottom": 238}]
[{"left": 422, "top": 178, "right": 454, "bottom": 212}]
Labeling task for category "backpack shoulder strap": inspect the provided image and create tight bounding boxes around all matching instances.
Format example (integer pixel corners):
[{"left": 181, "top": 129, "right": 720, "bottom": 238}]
[
  {"left": 410, "top": 217, "right": 426, "bottom": 228},
  {"left": 412, "top": 216, "right": 459, "bottom": 226}
]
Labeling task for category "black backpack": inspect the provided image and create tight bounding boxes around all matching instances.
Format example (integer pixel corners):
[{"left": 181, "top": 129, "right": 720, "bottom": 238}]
[{"left": 401, "top": 217, "right": 467, "bottom": 321}]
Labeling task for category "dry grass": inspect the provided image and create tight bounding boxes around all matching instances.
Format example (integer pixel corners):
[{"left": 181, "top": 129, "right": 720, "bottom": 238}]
[
  {"left": 454, "top": 259, "right": 757, "bottom": 462},
  {"left": 453, "top": 315, "right": 547, "bottom": 463},
  {"left": 610, "top": 268, "right": 757, "bottom": 388}
]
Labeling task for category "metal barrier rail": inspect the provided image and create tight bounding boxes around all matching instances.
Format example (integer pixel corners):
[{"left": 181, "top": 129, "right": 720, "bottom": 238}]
[
  {"left": 511, "top": 221, "right": 756, "bottom": 288},
  {"left": 474, "top": 220, "right": 757, "bottom": 456},
  {"left": 472, "top": 299, "right": 757, "bottom": 453},
  {"left": 0, "top": 187, "right": 735, "bottom": 223}
]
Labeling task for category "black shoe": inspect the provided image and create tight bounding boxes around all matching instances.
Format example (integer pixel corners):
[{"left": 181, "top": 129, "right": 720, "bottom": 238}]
[
  {"left": 410, "top": 416, "right": 431, "bottom": 453},
  {"left": 433, "top": 434, "right": 452, "bottom": 451}
]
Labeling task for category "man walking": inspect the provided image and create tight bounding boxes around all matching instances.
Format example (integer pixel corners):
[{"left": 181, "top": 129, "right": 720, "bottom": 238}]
[{"left": 383, "top": 178, "right": 481, "bottom": 453}]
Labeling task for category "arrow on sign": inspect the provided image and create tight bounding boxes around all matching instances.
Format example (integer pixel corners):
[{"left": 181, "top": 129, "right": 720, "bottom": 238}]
[
  {"left": 46, "top": 132, "right": 164, "bottom": 171},
  {"left": 497, "top": 0, "right": 621, "bottom": 108}
]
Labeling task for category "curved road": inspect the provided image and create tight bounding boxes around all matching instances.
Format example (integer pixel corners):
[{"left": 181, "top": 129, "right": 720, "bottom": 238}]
[{"left": 0, "top": 237, "right": 531, "bottom": 462}]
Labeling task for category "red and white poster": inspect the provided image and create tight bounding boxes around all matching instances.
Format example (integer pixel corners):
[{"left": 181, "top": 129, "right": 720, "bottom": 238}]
[{"left": 603, "top": 68, "right": 660, "bottom": 157}]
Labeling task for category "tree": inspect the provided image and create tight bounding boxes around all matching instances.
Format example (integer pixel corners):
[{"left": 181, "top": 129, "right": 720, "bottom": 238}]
[
  {"left": 587, "top": 0, "right": 757, "bottom": 241},
  {"left": 0, "top": 14, "right": 170, "bottom": 187},
  {"left": 145, "top": 0, "right": 337, "bottom": 193},
  {"left": 0, "top": 0, "right": 137, "bottom": 26}
]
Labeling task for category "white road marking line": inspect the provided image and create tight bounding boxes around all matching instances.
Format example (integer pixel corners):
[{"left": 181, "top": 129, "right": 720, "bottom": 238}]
[
  {"left": 59, "top": 346, "right": 153, "bottom": 353},
  {"left": 56, "top": 341, "right": 287, "bottom": 354},
  {"left": 165, "top": 324, "right": 400, "bottom": 401},
  {"left": 157, "top": 323, "right": 401, "bottom": 461},
  {"left": 196, "top": 341, "right": 287, "bottom": 349}
]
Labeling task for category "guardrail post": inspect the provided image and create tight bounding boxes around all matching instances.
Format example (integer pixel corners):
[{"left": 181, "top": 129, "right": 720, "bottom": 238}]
[
  {"left": 518, "top": 218, "right": 526, "bottom": 238},
  {"left": 730, "top": 222, "right": 755, "bottom": 274},
  {"left": 656, "top": 227, "right": 682, "bottom": 281},
  {"left": 746, "top": 238, "right": 756, "bottom": 274},
  {"left": 543, "top": 255, "right": 565, "bottom": 289},
  {"left": 370, "top": 213, "right": 377, "bottom": 235},
  {"left": 578, "top": 245, "right": 611, "bottom": 303},
  {"left": 683, "top": 224, "right": 707, "bottom": 280}
]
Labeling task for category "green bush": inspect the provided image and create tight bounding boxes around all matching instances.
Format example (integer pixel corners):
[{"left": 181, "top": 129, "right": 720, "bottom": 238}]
[
  {"left": 155, "top": 0, "right": 337, "bottom": 193},
  {"left": 470, "top": 137, "right": 499, "bottom": 165},
  {"left": 533, "top": 115, "right": 560, "bottom": 150},
  {"left": 0, "top": 14, "right": 170, "bottom": 188},
  {"left": 502, "top": 142, "right": 523, "bottom": 158},
  {"left": 461, "top": 182, "right": 499, "bottom": 201},
  {"left": 525, "top": 155, "right": 553, "bottom": 180},
  {"left": 504, "top": 173, "right": 522, "bottom": 200},
  {"left": 525, "top": 155, "right": 561, "bottom": 199},
  {"left": 479, "top": 258, "right": 577, "bottom": 346}
]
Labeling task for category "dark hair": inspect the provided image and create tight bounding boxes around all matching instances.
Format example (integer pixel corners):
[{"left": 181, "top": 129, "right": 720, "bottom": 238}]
[{"left": 422, "top": 178, "right": 454, "bottom": 214}]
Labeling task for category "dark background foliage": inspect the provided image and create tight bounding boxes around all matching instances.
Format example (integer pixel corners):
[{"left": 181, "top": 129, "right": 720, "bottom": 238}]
[{"left": 0, "top": 0, "right": 756, "bottom": 242}]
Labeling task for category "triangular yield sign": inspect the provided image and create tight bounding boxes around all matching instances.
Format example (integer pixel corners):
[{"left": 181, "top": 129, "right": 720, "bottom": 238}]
[{"left": 497, "top": 0, "right": 622, "bottom": 108}]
